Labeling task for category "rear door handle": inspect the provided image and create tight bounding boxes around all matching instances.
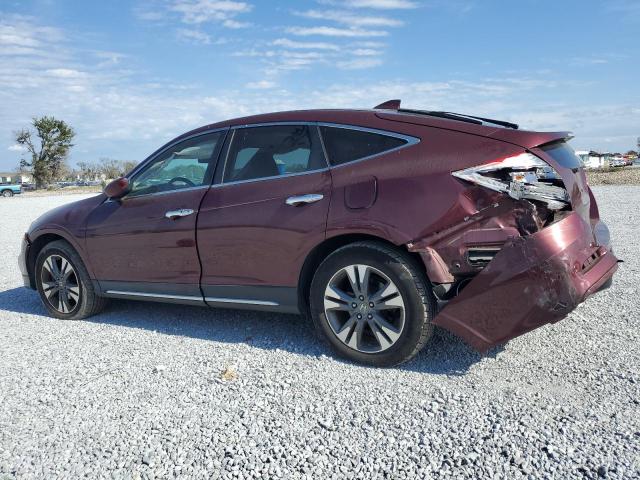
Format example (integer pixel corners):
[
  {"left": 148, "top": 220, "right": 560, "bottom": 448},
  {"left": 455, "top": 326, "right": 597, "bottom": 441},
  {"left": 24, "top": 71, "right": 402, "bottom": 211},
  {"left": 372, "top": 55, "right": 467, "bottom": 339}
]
[
  {"left": 165, "top": 208, "right": 195, "bottom": 220},
  {"left": 285, "top": 194, "right": 324, "bottom": 207}
]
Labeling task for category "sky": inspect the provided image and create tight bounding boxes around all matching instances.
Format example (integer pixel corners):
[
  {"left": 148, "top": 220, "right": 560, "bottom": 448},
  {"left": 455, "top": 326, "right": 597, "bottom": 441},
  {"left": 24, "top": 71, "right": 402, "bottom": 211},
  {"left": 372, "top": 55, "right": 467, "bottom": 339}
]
[{"left": 1, "top": 0, "right": 639, "bottom": 171}]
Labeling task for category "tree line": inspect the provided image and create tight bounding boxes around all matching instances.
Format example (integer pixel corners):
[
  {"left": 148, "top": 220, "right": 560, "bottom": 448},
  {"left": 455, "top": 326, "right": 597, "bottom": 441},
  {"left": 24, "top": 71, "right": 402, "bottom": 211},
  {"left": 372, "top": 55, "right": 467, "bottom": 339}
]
[{"left": 15, "top": 116, "right": 136, "bottom": 188}]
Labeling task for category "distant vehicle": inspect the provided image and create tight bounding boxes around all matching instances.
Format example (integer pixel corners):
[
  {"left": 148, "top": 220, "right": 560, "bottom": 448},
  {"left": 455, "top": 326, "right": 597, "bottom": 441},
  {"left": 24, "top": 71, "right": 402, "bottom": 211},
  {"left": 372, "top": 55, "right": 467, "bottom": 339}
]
[
  {"left": 610, "top": 157, "right": 626, "bottom": 168},
  {"left": 0, "top": 183, "right": 22, "bottom": 197},
  {"left": 18, "top": 101, "right": 618, "bottom": 366}
]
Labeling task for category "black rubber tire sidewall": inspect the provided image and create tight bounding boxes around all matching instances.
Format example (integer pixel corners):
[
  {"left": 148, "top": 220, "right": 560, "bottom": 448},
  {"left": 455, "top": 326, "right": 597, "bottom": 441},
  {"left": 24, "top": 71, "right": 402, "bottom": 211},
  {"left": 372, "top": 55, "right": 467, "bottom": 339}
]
[{"left": 310, "top": 242, "right": 434, "bottom": 367}]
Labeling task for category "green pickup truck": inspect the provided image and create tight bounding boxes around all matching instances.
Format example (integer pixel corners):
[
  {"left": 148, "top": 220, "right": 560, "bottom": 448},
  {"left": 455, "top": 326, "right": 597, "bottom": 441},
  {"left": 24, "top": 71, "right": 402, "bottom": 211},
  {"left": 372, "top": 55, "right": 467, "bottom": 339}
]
[{"left": 1, "top": 183, "right": 22, "bottom": 197}]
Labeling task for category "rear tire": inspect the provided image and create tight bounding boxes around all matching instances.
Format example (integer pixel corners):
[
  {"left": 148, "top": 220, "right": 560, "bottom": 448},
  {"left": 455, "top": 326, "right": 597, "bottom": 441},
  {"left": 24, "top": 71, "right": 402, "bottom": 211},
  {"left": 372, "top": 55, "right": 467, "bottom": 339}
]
[
  {"left": 35, "top": 240, "right": 107, "bottom": 320},
  {"left": 1, "top": 190, "right": 13, "bottom": 197},
  {"left": 310, "top": 241, "right": 436, "bottom": 367}
]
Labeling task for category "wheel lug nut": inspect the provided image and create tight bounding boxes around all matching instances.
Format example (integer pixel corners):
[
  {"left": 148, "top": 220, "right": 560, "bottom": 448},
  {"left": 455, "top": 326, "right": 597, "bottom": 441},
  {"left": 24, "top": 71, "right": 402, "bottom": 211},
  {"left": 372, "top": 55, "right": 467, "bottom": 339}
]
[
  {"left": 351, "top": 303, "right": 357, "bottom": 308},
  {"left": 357, "top": 313, "right": 362, "bottom": 319},
  {"left": 359, "top": 295, "right": 364, "bottom": 301},
  {"left": 369, "top": 302, "right": 374, "bottom": 308},
  {"left": 367, "top": 314, "right": 373, "bottom": 319}
]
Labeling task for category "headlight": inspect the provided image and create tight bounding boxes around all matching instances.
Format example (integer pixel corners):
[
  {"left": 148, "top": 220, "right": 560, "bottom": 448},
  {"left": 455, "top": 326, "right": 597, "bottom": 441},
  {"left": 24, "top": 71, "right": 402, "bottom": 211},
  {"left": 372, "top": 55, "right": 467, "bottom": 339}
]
[{"left": 452, "top": 152, "right": 569, "bottom": 210}]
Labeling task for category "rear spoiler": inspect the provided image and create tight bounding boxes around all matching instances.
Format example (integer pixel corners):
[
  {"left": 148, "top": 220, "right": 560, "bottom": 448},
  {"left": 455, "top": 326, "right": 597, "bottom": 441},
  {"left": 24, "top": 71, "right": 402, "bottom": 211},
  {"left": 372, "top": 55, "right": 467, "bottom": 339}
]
[{"left": 486, "top": 129, "right": 574, "bottom": 150}]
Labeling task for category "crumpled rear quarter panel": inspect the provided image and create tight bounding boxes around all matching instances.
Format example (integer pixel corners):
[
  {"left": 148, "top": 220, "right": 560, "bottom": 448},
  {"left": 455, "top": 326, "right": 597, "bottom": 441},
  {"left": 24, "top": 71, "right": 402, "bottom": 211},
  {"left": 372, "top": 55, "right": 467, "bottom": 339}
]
[{"left": 432, "top": 212, "right": 619, "bottom": 352}]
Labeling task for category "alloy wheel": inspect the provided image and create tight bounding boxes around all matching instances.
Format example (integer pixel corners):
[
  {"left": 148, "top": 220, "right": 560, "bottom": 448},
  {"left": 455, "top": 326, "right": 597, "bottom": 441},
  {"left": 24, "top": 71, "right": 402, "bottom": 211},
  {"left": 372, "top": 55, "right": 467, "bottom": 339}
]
[
  {"left": 323, "top": 264, "right": 405, "bottom": 353},
  {"left": 40, "top": 254, "right": 81, "bottom": 314}
]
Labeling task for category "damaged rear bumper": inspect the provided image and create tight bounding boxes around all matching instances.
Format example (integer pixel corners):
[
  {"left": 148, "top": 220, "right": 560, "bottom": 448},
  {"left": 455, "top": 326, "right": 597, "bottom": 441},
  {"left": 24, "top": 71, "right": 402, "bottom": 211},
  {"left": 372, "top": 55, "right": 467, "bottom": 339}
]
[{"left": 431, "top": 212, "right": 618, "bottom": 352}]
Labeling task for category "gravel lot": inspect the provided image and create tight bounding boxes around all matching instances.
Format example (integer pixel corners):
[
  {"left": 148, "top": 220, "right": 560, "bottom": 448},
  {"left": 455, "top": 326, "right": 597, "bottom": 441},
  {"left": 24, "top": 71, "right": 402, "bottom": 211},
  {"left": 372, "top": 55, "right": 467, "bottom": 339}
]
[
  {"left": 0, "top": 188, "right": 638, "bottom": 479},
  {"left": 586, "top": 166, "right": 640, "bottom": 186}
]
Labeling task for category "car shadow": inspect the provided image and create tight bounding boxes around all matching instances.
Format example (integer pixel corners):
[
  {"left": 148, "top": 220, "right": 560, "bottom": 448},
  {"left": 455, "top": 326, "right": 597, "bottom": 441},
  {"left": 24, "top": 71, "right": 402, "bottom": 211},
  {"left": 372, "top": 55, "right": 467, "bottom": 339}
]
[{"left": 0, "top": 287, "right": 499, "bottom": 375}]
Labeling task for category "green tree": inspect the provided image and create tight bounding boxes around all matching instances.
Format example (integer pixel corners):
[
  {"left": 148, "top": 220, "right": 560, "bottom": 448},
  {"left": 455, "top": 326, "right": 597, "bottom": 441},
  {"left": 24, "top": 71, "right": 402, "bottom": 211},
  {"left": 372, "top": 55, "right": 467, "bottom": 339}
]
[{"left": 15, "top": 116, "right": 75, "bottom": 188}]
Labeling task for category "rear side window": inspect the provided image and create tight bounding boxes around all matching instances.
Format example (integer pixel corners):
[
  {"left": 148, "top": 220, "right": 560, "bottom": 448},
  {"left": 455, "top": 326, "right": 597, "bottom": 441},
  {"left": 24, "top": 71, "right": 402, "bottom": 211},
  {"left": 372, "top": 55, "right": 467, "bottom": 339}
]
[
  {"left": 224, "top": 125, "right": 326, "bottom": 182},
  {"left": 540, "top": 142, "right": 582, "bottom": 169},
  {"left": 319, "top": 126, "right": 409, "bottom": 166}
]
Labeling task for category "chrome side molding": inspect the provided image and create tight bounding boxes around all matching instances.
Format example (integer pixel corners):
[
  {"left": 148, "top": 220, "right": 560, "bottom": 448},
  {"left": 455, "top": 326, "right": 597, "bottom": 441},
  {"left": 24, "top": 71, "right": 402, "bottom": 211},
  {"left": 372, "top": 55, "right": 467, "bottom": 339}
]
[
  {"left": 104, "top": 290, "right": 280, "bottom": 307},
  {"left": 204, "top": 297, "right": 279, "bottom": 306},
  {"left": 104, "top": 290, "right": 203, "bottom": 301}
]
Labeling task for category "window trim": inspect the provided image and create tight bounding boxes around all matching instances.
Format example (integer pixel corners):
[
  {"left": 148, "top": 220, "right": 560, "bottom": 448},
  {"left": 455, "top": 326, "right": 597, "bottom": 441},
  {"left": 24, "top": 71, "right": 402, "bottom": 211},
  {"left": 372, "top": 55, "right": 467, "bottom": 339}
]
[
  {"left": 119, "top": 127, "right": 229, "bottom": 200},
  {"left": 218, "top": 122, "right": 330, "bottom": 188},
  {"left": 115, "top": 121, "right": 421, "bottom": 197},
  {"left": 317, "top": 122, "right": 420, "bottom": 168}
]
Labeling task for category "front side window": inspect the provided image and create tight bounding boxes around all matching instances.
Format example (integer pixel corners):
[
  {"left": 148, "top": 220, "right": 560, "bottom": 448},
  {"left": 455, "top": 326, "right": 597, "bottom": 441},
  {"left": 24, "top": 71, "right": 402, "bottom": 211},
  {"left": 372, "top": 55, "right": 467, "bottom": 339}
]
[
  {"left": 129, "top": 132, "right": 224, "bottom": 197},
  {"left": 224, "top": 125, "right": 326, "bottom": 183},
  {"left": 319, "top": 126, "right": 409, "bottom": 166}
]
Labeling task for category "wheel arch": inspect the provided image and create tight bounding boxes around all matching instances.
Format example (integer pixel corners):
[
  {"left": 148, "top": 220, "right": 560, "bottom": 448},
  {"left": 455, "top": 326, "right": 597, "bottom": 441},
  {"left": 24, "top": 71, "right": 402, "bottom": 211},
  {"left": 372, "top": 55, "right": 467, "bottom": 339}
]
[
  {"left": 297, "top": 233, "right": 427, "bottom": 315},
  {"left": 27, "top": 230, "right": 94, "bottom": 289}
]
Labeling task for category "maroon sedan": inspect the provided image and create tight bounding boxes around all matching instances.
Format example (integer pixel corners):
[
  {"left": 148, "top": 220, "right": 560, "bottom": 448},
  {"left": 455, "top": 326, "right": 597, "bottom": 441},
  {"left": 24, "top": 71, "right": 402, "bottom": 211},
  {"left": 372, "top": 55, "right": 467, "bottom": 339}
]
[{"left": 18, "top": 101, "right": 618, "bottom": 366}]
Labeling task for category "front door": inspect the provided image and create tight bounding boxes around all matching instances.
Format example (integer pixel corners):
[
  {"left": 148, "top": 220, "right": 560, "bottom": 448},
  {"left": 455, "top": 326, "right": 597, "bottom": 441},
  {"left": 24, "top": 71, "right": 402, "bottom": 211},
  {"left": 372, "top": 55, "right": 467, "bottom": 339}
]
[
  {"left": 85, "top": 130, "right": 226, "bottom": 302},
  {"left": 197, "top": 124, "right": 331, "bottom": 311}
]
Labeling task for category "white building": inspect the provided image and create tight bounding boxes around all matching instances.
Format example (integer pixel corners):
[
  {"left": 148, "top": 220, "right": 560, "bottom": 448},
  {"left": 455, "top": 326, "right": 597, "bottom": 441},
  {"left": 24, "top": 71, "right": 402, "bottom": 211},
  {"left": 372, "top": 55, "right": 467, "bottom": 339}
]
[
  {"left": 575, "top": 151, "right": 610, "bottom": 169},
  {"left": 0, "top": 172, "right": 33, "bottom": 184}
]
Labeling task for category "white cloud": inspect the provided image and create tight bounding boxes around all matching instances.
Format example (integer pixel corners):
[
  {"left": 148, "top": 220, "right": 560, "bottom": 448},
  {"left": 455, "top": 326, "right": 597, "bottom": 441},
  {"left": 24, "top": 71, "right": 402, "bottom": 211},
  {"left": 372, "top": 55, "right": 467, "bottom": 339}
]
[
  {"left": 169, "top": 0, "right": 252, "bottom": 24},
  {"left": 296, "top": 9, "right": 403, "bottom": 27},
  {"left": 321, "top": 0, "right": 419, "bottom": 9},
  {"left": 272, "top": 38, "right": 340, "bottom": 50},
  {"left": 222, "top": 19, "right": 251, "bottom": 28},
  {"left": 337, "top": 58, "right": 383, "bottom": 69},
  {"left": 0, "top": 14, "right": 65, "bottom": 59},
  {"left": 352, "top": 48, "right": 381, "bottom": 56},
  {"left": 45, "top": 68, "right": 87, "bottom": 78},
  {"left": 245, "top": 80, "right": 276, "bottom": 89},
  {"left": 176, "top": 28, "right": 212, "bottom": 44},
  {"left": 94, "top": 51, "right": 127, "bottom": 66},
  {"left": 286, "top": 26, "right": 388, "bottom": 37},
  {"left": 8, "top": 144, "right": 25, "bottom": 152},
  {"left": 137, "top": 0, "right": 252, "bottom": 27}
]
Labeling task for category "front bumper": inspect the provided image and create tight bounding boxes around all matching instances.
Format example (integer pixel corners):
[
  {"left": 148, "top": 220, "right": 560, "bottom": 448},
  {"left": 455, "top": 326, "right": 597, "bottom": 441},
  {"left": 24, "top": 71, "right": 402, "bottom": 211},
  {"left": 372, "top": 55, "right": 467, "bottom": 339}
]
[
  {"left": 433, "top": 212, "right": 619, "bottom": 352},
  {"left": 18, "top": 233, "right": 33, "bottom": 289}
]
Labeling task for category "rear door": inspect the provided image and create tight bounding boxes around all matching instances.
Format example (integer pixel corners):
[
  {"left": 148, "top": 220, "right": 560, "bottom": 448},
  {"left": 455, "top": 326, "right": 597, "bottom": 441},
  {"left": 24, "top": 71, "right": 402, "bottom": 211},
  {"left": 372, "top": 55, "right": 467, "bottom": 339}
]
[{"left": 197, "top": 123, "right": 331, "bottom": 311}]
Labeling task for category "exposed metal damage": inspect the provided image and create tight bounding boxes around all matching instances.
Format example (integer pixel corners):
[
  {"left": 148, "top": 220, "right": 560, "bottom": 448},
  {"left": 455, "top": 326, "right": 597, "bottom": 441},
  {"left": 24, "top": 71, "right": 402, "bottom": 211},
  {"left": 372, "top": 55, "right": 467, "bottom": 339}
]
[{"left": 407, "top": 166, "right": 619, "bottom": 352}]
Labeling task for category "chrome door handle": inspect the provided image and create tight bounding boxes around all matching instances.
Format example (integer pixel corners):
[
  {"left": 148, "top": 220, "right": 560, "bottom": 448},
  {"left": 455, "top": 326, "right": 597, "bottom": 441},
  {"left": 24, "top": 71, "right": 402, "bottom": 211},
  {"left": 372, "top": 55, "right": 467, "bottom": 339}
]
[
  {"left": 165, "top": 208, "right": 195, "bottom": 220},
  {"left": 285, "top": 194, "right": 324, "bottom": 207}
]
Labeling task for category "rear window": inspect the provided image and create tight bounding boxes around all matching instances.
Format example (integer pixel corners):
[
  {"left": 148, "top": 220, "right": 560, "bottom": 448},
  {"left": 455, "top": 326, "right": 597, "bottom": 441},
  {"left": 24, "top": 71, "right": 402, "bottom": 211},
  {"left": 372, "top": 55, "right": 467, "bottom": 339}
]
[
  {"left": 540, "top": 142, "right": 583, "bottom": 169},
  {"left": 319, "top": 126, "right": 408, "bottom": 166}
]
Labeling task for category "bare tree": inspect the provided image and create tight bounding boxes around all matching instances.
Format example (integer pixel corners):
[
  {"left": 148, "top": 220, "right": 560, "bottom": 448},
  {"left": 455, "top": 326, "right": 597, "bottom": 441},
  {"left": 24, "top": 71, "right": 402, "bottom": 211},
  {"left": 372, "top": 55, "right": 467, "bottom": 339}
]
[
  {"left": 15, "top": 116, "right": 75, "bottom": 188},
  {"left": 99, "top": 158, "right": 122, "bottom": 180},
  {"left": 77, "top": 161, "right": 101, "bottom": 181},
  {"left": 121, "top": 160, "right": 138, "bottom": 175}
]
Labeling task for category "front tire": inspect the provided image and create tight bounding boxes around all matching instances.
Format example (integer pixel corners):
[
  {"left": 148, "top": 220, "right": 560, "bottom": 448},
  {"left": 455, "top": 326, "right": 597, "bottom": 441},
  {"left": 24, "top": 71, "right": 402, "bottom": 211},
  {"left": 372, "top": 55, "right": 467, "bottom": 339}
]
[
  {"left": 2, "top": 190, "right": 13, "bottom": 197},
  {"left": 310, "top": 241, "right": 436, "bottom": 367},
  {"left": 35, "top": 240, "right": 107, "bottom": 320}
]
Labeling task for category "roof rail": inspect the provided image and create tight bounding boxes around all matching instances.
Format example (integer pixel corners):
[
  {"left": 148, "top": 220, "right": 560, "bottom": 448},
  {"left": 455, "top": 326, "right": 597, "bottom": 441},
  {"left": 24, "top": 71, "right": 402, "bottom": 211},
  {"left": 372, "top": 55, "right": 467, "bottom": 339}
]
[{"left": 373, "top": 100, "right": 519, "bottom": 129}]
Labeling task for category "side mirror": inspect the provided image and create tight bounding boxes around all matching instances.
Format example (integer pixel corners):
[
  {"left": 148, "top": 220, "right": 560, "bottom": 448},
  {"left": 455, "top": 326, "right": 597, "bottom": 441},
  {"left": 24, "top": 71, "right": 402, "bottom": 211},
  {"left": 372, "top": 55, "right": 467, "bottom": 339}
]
[{"left": 104, "top": 177, "right": 130, "bottom": 199}]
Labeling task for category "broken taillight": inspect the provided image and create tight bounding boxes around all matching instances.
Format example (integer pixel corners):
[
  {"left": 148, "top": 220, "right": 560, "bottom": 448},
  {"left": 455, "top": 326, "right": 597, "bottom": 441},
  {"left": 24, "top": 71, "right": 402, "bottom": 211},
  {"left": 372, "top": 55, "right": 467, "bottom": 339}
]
[{"left": 452, "top": 152, "right": 570, "bottom": 210}]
